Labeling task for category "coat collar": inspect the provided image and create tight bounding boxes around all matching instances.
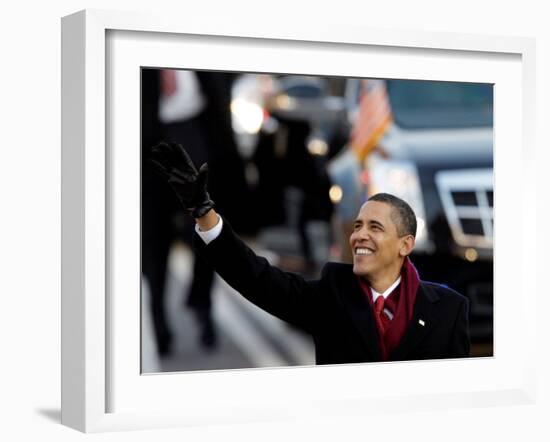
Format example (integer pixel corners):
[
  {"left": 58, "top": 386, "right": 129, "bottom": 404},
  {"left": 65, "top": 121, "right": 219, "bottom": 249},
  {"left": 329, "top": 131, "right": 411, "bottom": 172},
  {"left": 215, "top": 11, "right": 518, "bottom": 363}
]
[
  {"left": 341, "top": 275, "right": 439, "bottom": 361},
  {"left": 389, "top": 281, "right": 440, "bottom": 360},
  {"left": 340, "top": 275, "right": 382, "bottom": 361},
  {"left": 339, "top": 273, "right": 441, "bottom": 362}
]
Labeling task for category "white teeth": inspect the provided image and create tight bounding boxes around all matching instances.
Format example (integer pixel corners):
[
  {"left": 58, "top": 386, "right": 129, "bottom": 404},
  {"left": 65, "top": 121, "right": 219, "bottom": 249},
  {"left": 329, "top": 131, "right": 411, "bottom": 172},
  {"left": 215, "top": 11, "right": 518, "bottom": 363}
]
[{"left": 355, "top": 248, "right": 373, "bottom": 255}]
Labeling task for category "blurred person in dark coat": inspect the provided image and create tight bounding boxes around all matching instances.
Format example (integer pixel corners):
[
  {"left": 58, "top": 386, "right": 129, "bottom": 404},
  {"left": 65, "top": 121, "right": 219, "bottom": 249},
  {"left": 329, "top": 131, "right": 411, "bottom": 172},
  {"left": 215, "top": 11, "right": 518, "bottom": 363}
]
[
  {"left": 142, "top": 68, "right": 176, "bottom": 356},
  {"left": 149, "top": 143, "right": 470, "bottom": 363},
  {"left": 141, "top": 69, "right": 252, "bottom": 355}
]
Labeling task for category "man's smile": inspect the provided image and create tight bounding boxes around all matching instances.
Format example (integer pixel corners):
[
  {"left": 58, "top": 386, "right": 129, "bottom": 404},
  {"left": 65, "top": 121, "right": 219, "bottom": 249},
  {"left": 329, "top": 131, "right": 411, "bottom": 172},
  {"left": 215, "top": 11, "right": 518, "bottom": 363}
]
[{"left": 354, "top": 247, "right": 375, "bottom": 256}]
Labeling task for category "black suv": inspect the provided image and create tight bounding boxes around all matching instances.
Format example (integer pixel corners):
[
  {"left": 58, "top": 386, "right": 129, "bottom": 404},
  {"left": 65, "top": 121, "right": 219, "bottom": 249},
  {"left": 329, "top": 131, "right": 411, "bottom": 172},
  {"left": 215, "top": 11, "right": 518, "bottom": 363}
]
[{"left": 355, "top": 79, "right": 494, "bottom": 345}]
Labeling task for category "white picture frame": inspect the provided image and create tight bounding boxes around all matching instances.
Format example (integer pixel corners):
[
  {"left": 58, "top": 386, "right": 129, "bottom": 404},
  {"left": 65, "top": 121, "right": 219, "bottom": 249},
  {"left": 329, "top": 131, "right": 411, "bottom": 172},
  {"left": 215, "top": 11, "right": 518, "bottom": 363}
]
[{"left": 61, "top": 9, "right": 537, "bottom": 433}]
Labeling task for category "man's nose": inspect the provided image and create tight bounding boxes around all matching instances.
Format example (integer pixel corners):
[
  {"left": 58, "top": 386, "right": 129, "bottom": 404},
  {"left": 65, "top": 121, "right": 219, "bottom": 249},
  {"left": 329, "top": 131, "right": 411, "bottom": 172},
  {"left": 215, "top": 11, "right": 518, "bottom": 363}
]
[{"left": 352, "top": 227, "right": 369, "bottom": 241}]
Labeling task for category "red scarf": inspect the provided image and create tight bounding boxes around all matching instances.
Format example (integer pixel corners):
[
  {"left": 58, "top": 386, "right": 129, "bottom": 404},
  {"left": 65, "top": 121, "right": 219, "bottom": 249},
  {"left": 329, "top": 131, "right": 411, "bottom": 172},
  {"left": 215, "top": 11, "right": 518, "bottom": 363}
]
[{"left": 358, "top": 257, "right": 420, "bottom": 360}]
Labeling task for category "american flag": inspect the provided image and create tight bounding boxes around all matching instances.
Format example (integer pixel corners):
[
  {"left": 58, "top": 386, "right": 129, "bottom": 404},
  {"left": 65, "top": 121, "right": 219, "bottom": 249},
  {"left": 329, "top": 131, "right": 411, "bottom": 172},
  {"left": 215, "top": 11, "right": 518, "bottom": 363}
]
[{"left": 350, "top": 79, "right": 393, "bottom": 162}]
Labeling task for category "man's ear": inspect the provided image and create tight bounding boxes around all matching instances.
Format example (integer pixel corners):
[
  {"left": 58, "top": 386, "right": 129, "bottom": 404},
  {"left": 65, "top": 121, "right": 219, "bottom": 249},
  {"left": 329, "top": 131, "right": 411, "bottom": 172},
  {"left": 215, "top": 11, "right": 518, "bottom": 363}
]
[{"left": 399, "top": 235, "right": 415, "bottom": 257}]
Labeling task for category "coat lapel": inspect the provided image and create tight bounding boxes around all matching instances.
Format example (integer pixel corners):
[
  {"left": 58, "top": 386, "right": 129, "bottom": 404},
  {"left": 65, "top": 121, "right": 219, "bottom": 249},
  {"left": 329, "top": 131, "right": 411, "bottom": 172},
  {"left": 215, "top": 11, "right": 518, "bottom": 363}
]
[
  {"left": 340, "top": 275, "right": 381, "bottom": 361},
  {"left": 390, "top": 282, "right": 440, "bottom": 360}
]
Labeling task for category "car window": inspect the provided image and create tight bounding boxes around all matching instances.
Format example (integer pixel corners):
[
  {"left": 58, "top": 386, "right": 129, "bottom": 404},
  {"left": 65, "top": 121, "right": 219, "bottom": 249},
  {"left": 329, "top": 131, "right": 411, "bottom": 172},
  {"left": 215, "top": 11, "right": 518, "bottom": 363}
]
[
  {"left": 284, "top": 84, "right": 323, "bottom": 98},
  {"left": 386, "top": 80, "right": 493, "bottom": 129}
]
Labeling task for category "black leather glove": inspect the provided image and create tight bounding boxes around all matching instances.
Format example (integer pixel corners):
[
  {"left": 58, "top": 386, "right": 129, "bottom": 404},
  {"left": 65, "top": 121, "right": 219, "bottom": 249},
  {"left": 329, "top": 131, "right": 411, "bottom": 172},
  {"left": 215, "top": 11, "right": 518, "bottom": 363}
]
[{"left": 149, "top": 142, "right": 215, "bottom": 218}]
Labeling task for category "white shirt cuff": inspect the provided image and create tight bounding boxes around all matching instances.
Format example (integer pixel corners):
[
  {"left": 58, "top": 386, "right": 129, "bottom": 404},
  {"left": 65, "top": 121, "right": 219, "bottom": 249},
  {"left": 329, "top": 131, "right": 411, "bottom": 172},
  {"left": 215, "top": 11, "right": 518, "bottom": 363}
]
[{"left": 195, "top": 215, "right": 223, "bottom": 245}]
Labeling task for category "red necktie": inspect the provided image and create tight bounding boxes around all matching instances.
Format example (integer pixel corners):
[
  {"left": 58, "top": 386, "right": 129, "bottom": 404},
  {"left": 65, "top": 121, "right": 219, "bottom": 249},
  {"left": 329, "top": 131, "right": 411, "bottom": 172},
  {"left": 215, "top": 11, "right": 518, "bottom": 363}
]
[{"left": 374, "top": 296, "right": 390, "bottom": 335}]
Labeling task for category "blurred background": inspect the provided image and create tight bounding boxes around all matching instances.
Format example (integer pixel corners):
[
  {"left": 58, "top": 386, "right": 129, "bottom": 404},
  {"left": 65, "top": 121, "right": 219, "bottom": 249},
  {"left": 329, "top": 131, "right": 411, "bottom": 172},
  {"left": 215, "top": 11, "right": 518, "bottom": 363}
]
[{"left": 140, "top": 68, "right": 493, "bottom": 373}]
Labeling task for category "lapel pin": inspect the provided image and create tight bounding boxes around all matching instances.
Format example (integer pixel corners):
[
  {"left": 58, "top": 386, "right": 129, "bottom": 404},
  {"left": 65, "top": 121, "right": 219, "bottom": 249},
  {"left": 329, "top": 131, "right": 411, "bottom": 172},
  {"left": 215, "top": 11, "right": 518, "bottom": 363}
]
[{"left": 418, "top": 319, "right": 425, "bottom": 326}]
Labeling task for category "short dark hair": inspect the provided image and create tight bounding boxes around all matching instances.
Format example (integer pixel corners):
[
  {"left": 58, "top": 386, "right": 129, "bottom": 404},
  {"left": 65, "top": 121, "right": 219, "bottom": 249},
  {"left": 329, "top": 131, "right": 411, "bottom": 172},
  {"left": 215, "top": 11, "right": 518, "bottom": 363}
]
[{"left": 368, "top": 193, "right": 417, "bottom": 238}]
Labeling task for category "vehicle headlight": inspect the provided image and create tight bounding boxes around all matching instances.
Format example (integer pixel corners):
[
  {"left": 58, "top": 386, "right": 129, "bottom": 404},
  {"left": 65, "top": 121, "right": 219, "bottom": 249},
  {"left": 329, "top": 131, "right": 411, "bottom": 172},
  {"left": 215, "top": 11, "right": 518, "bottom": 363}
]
[
  {"left": 366, "top": 155, "right": 431, "bottom": 249},
  {"left": 231, "top": 97, "right": 264, "bottom": 134},
  {"left": 307, "top": 136, "right": 329, "bottom": 156}
]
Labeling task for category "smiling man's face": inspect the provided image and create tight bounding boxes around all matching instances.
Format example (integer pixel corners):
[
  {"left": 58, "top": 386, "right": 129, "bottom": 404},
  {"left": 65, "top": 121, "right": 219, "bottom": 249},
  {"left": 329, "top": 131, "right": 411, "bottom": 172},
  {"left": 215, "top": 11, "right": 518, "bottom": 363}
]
[{"left": 349, "top": 200, "right": 413, "bottom": 285}]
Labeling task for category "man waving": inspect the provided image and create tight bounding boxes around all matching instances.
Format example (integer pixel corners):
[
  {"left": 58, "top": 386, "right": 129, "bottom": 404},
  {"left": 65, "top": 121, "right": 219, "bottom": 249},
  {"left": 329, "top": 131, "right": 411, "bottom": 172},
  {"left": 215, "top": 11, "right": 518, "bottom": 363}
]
[{"left": 150, "top": 142, "right": 470, "bottom": 364}]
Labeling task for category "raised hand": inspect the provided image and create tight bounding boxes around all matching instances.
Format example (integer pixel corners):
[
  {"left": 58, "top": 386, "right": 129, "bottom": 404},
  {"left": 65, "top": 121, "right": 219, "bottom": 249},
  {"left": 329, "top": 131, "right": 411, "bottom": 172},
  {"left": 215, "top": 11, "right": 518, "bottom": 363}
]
[{"left": 150, "top": 142, "right": 215, "bottom": 218}]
